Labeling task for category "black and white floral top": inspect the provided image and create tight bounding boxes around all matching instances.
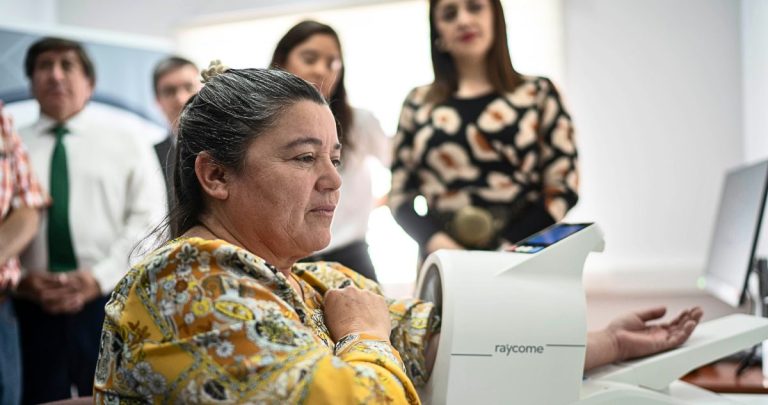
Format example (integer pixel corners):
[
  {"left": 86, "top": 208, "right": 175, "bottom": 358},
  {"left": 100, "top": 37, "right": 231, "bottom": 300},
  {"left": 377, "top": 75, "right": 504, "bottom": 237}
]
[{"left": 389, "top": 76, "right": 579, "bottom": 250}]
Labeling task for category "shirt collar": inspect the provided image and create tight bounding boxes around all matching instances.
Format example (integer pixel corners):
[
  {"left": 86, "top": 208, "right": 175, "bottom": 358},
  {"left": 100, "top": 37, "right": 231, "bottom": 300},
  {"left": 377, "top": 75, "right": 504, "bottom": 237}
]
[{"left": 33, "top": 108, "right": 88, "bottom": 135}]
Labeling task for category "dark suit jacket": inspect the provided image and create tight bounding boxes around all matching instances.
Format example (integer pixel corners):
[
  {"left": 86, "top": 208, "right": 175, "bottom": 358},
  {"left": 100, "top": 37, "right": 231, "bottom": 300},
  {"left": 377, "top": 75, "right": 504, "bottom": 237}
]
[
  {"left": 154, "top": 135, "right": 174, "bottom": 208},
  {"left": 154, "top": 135, "right": 173, "bottom": 185}
]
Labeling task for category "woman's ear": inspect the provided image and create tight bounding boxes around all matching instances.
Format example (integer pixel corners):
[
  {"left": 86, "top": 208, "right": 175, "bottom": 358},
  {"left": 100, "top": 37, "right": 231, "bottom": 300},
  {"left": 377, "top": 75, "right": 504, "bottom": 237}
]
[{"left": 195, "top": 151, "right": 230, "bottom": 200}]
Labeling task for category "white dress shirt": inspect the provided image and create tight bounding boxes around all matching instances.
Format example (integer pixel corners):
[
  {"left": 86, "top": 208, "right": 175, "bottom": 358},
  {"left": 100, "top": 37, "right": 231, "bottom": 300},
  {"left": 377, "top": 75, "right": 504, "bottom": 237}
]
[
  {"left": 318, "top": 108, "right": 390, "bottom": 253},
  {"left": 18, "top": 107, "right": 167, "bottom": 293}
]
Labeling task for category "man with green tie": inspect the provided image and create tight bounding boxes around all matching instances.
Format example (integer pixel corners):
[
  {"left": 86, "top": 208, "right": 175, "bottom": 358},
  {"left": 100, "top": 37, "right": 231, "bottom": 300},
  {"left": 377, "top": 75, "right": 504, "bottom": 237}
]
[{"left": 14, "top": 37, "right": 166, "bottom": 404}]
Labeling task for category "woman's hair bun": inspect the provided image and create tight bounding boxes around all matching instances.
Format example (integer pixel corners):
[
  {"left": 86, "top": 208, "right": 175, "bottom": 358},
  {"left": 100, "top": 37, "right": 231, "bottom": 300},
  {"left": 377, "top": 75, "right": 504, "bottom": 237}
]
[{"left": 200, "top": 59, "right": 230, "bottom": 83}]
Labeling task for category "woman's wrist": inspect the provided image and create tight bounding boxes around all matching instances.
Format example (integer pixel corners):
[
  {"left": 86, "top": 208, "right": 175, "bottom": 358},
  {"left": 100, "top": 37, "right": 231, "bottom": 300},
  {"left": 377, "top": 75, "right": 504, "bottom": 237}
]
[
  {"left": 334, "top": 332, "right": 392, "bottom": 355},
  {"left": 585, "top": 328, "right": 620, "bottom": 372}
]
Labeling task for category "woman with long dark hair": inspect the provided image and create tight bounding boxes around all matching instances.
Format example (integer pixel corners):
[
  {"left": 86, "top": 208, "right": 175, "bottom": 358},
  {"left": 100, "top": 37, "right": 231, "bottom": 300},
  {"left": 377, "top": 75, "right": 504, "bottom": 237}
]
[
  {"left": 271, "top": 20, "right": 389, "bottom": 281},
  {"left": 389, "top": 0, "right": 579, "bottom": 258}
]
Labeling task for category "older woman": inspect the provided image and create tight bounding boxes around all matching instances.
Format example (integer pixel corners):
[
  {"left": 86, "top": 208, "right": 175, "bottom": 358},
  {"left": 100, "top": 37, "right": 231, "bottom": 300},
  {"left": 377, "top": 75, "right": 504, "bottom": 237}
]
[{"left": 93, "top": 66, "right": 701, "bottom": 403}]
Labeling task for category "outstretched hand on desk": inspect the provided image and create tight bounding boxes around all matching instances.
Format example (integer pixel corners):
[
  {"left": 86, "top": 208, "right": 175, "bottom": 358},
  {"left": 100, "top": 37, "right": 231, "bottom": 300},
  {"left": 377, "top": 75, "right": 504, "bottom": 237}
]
[{"left": 585, "top": 306, "right": 703, "bottom": 371}]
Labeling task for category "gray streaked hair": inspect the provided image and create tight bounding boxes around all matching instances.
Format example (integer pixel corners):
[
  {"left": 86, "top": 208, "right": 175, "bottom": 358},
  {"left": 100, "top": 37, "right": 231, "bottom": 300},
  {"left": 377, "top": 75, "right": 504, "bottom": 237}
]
[{"left": 169, "top": 67, "right": 327, "bottom": 237}]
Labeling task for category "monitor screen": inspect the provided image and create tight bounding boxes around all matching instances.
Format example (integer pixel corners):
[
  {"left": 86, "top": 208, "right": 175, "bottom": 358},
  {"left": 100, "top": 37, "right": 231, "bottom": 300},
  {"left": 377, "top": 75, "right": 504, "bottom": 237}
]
[{"left": 703, "top": 160, "right": 768, "bottom": 307}]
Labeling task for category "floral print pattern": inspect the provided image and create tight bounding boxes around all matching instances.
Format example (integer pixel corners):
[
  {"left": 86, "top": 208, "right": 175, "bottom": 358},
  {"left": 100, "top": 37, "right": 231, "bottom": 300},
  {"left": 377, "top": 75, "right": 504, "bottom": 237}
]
[
  {"left": 431, "top": 106, "right": 462, "bottom": 135},
  {"left": 94, "top": 238, "right": 437, "bottom": 404},
  {"left": 477, "top": 98, "right": 518, "bottom": 133},
  {"left": 466, "top": 124, "right": 499, "bottom": 162},
  {"left": 426, "top": 143, "right": 480, "bottom": 182}
]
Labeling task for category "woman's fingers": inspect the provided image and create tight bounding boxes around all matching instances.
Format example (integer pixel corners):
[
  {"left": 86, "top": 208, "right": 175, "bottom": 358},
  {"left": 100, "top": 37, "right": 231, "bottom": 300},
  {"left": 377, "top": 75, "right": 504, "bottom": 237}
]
[
  {"left": 634, "top": 306, "right": 667, "bottom": 322},
  {"left": 323, "top": 283, "right": 391, "bottom": 342}
]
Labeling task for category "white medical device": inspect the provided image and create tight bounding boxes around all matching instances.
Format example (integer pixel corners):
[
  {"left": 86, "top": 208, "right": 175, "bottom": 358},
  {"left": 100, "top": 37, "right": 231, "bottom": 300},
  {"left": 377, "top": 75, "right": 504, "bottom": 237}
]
[{"left": 416, "top": 222, "right": 768, "bottom": 404}]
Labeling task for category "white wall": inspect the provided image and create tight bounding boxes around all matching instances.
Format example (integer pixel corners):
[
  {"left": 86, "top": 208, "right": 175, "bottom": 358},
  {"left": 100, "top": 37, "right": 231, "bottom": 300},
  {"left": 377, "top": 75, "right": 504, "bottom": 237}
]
[
  {"left": 742, "top": 0, "right": 768, "bottom": 164},
  {"left": 176, "top": 0, "right": 563, "bottom": 136},
  {"left": 47, "top": 0, "right": 403, "bottom": 39},
  {"left": 0, "top": 0, "right": 56, "bottom": 27},
  {"left": 55, "top": 0, "right": 191, "bottom": 39},
  {"left": 741, "top": 0, "right": 768, "bottom": 274},
  {"left": 563, "top": 0, "right": 744, "bottom": 287}
]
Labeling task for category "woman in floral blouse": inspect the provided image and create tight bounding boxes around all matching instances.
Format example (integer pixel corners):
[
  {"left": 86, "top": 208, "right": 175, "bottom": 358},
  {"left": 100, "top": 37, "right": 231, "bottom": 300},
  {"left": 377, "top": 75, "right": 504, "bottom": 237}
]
[
  {"left": 93, "top": 66, "right": 433, "bottom": 404},
  {"left": 93, "top": 66, "right": 701, "bottom": 404},
  {"left": 390, "top": 0, "right": 579, "bottom": 256}
]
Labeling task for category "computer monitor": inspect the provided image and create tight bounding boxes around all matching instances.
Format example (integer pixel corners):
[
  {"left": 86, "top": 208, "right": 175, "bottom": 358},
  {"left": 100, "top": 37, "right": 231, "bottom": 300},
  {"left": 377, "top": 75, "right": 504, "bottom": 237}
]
[{"left": 703, "top": 159, "right": 768, "bottom": 308}]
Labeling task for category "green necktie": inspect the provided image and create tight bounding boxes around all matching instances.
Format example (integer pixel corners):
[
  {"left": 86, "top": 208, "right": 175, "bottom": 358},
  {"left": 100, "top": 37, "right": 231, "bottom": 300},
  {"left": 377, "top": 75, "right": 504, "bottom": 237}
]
[{"left": 47, "top": 125, "right": 77, "bottom": 272}]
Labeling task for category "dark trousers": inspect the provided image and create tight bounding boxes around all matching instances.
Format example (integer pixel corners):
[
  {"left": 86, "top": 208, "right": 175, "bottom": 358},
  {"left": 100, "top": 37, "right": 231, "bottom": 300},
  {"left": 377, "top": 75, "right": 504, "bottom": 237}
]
[
  {"left": 0, "top": 298, "right": 21, "bottom": 405},
  {"left": 304, "top": 239, "right": 378, "bottom": 282},
  {"left": 13, "top": 295, "right": 109, "bottom": 404}
]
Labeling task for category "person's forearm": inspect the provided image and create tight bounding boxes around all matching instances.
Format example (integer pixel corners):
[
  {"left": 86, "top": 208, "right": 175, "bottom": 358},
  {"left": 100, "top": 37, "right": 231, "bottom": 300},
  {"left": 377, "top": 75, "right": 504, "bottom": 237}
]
[
  {"left": 0, "top": 206, "right": 40, "bottom": 264},
  {"left": 584, "top": 329, "right": 619, "bottom": 372}
]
